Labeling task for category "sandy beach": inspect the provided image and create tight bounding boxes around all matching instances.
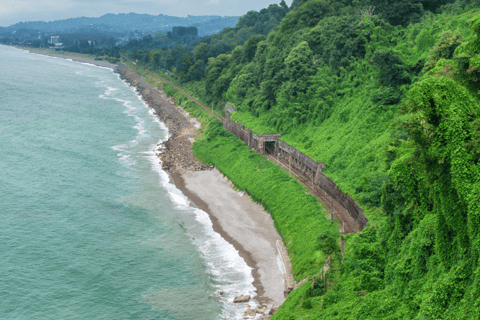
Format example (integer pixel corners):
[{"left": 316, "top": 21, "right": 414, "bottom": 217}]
[
  {"left": 117, "top": 64, "right": 293, "bottom": 316},
  {"left": 172, "top": 170, "right": 289, "bottom": 307},
  {"left": 16, "top": 46, "right": 292, "bottom": 317}
]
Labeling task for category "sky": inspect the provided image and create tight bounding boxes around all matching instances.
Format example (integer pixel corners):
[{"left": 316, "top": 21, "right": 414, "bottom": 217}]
[{"left": 0, "top": 0, "right": 293, "bottom": 27}]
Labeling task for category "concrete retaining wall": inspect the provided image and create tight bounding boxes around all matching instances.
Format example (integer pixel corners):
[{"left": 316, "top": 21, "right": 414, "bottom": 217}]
[{"left": 223, "top": 105, "right": 368, "bottom": 232}]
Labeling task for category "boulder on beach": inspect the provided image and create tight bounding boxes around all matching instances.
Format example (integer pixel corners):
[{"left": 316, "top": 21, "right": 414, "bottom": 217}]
[
  {"left": 256, "top": 306, "right": 267, "bottom": 314},
  {"left": 233, "top": 295, "right": 251, "bottom": 303},
  {"left": 244, "top": 308, "right": 256, "bottom": 316}
]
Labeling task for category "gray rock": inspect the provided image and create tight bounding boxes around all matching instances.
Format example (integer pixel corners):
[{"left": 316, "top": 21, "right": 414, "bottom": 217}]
[
  {"left": 256, "top": 307, "right": 267, "bottom": 314},
  {"left": 244, "top": 308, "right": 256, "bottom": 316},
  {"left": 233, "top": 295, "right": 251, "bottom": 303}
]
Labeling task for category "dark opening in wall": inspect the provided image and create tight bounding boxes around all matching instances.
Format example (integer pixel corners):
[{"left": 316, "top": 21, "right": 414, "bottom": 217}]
[{"left": 265, "top": 141, "right": 275, "bottom": 155}]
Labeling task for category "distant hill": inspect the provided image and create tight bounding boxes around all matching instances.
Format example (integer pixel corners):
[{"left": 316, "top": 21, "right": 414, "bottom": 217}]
[{"left": 5, "top": 13, "right": 239, "bottom": 36}]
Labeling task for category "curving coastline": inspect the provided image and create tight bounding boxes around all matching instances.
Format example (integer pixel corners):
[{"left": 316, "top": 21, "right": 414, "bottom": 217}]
[
  {"left": 19, "top": 47, "right": 119, "bottom": 69},
  {"left": 116, "top": 65, "right": 290, "bottom": 316},
  {"left": 16, "top": 45, "right": 291, "bottom": 318}
]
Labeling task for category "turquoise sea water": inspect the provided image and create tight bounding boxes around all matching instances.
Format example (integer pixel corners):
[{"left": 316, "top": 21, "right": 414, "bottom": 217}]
[{"left": 0, "top": 46, "right": 255, "bottom": 319}]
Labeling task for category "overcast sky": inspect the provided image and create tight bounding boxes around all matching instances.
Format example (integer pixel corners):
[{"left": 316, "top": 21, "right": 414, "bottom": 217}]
[{"left": 0, "top": 0, "right": 292, "bottom": 27}]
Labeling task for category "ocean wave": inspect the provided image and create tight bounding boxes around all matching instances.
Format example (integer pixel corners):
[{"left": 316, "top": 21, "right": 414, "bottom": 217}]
[
  {"left": 116, "top": 70, "right": 258, "bottom": 319},
  {"left": 111, "top": 144, "right": 135, "bottom": 167},
  {"left": 98, "top": 85, "right": 149, "bottom": 144},
  {"left": 145, "top": 143, "right": 258, "bottom": 320}
]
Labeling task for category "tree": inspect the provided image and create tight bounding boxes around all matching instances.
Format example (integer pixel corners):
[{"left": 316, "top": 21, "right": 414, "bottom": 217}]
[
  {"left": 205, "top": 54, "right": 231, "bottom": 96},
  {"left": 371, "top": 49, "right": 410, "bottom": 87},
  {"left": 424, "top": 29, "right": 462, "bottom": 71},
  {"left": 194, "top": 43, "right": 209, "bottom": 63},
  {"left": 187, "top": 60, "right": 206, "bottom": 81},
  {"left": 236, "top": 10, "right": 260, "bottom": 29},
  {"left": 284, "top": 41, "right": 316, "bottom": 93},
  {"left": 291, "top": 0, "right": 303, "bottom": 9},
  {"left": 165, "top": 46, "right": 190, "bottom": 71},
  {"left": 178, "top": 53, "right": 193, "bottom": 77},
  {"left": 305, "top": 15, "right": 366, "bottom": 71},
  {"left": 244, "top": 35, "right": 266, "bottom": 62}
]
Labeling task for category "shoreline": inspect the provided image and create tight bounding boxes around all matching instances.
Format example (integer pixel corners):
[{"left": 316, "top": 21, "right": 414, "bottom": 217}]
[
  {"left": 11, "top": 46, "right": 118, "bottom": 69},
  {"left": 171, "top": 171, "right": 268, "bottom": 304},
  {"left": 16, "top": 46, "right": 290, "bottom": 317},
  {"left": 170, "top": 170, "right": 289, "bottom": 310},
  {"left": 117, "top": 64, "right": 290, "bottom": 315}
]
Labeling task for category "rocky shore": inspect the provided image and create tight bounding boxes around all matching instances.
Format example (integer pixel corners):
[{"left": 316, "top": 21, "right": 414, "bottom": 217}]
[
  {"left": 116, "top": 65, "right": 211, "bottom": 173},
  {"left": 16, "top": 46, "right": 208, "bottom": 174},
  {"left": 116, "top": 65, "right": 289, "bottom": 319},
  {"left": 15, "top": 46, "right": 288, "bottom": 318}
]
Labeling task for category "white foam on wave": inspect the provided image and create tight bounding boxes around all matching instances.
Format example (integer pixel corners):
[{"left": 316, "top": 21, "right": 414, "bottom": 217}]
[
  {"left": 116, "top": 71, "right": 257, "bottom": 319},
  {"left": 114, "top": 72, "right": 162, "bottom": 130},
  {"left": 98, "top": 84, "right": 149, "bottom": 144},
  {"left": 145, "top": 143, "right": 257, "bottom": 319},
  {"left": 54, "top": 56, "right": 114, "bottom": 70},
  {"left": 111, "top": 144, "right": 135, "bottom": 167},
  {"left": 103, "top": 86, "right": 118, "bottom": 97}
]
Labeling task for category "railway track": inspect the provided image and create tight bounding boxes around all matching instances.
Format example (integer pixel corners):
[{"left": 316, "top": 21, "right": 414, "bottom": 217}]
[
  {"left": 122, "top": 57, "right": 359, "bottom": 234},
  {"left": 122, "top": 56, "right": 223, "bottom": 122}
]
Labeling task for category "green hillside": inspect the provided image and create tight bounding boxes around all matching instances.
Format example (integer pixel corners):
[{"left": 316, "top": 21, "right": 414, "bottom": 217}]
[{"left": 127, "top": 0, "right": 480, "bottom": 318}]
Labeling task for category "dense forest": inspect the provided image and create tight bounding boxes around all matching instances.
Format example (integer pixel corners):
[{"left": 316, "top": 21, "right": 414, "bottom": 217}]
[
  {"left": 119, "top": 0, "right": 480, "bottom": 318},
  {"left": 127, "top": 2, "right": 291, "bottom": 79}
]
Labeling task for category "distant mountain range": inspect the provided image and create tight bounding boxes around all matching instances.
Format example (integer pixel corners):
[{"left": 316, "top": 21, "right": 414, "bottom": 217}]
[{"left": 4, "top": 13, "right": 240, "bottom": 36}]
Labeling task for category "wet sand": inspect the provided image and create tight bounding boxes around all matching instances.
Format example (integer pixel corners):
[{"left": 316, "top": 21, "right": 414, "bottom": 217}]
[{"left": 171, "top": 169, "right": 288, "bottom": 308}]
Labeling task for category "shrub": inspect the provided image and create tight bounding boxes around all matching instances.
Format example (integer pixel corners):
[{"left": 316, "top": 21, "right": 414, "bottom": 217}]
[
  {"left": 424, "top": 29, "right": 462, "bottom": 71},
  {"left": 318, "top": 231, "right": 340, "bottom": 255}
]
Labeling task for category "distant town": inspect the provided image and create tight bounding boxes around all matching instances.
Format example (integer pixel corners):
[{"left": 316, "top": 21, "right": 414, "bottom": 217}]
[{"left": 0, "top": 13, "right": 239, "bottom": 50}]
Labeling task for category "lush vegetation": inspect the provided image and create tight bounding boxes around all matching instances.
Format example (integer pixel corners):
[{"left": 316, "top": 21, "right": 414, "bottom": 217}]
[
  {"left": 125, "top": 0, "right": 480, "bottom": 318},
  {"left": 155, "top": 80, "right": 340, "bottom": 282},
  {"left": 126, "top": 1, "right": 291, "bottom": 82}
]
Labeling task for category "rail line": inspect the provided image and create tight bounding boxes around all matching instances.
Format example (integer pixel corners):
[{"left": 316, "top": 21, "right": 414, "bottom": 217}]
[
  {"left": 121, "top": 55, "right": 223, "bottom": 121},
  {"left": 121, "top": 57, "right": 358, "bottom": 234}
]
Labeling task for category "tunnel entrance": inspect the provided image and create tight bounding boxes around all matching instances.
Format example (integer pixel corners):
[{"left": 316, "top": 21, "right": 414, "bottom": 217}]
[{"left": 265, "top": 141, "right": 275, "bottom": 155}]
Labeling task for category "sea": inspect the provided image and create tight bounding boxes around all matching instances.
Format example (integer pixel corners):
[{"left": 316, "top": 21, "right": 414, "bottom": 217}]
[{"left": 0, "top": 45, "right": 256, "bottom": 320}]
